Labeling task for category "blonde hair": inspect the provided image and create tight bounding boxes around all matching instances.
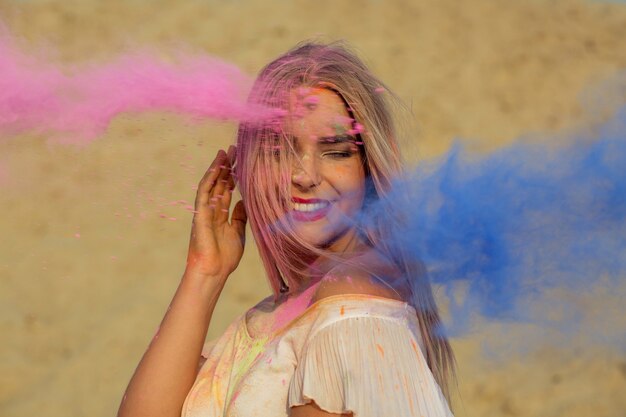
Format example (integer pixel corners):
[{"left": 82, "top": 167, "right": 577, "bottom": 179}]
[{"left": 235, "top": 41, "right": 456, "bottom": 401}]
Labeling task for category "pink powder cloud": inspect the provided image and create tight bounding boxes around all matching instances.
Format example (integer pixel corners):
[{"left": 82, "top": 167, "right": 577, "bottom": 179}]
[{"left": 0, "top": 23, "right": 269, "bottom": 144}]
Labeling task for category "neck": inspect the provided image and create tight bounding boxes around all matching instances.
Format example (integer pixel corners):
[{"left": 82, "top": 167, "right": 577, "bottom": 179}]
[{"left": 288, "top": 229, "right": 371, "bottom": 295}]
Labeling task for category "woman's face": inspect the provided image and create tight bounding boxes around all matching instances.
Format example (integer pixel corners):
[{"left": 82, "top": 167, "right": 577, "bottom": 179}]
[{"left": 280, "top": 87, "right": 367, "bottom": 251}]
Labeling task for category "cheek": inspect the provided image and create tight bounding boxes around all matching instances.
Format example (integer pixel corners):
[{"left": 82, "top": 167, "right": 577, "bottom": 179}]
[
  {"left": 332, "top": 165, "right": 349, "bottom": 177},
  {"left": 334, "top": 165, "right": 366, "bottom": 199}
]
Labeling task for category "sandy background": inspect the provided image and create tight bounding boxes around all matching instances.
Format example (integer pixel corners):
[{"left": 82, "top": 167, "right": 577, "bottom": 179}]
[{"left": 1, "top": 0, "right": 625, "bottom": 416}]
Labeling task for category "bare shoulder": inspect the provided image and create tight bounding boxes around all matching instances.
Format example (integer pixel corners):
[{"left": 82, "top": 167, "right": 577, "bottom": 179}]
[
  {"left": 290, "top": 400, "right": 350, "bottom": 417},
  {"left": 311, "top": 248, "right": 411, "bottom": 304}
]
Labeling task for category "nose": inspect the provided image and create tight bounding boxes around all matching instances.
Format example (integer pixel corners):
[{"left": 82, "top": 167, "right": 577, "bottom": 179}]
[{"left": 291, "top": 154, "right": 321, "bottom": 189}]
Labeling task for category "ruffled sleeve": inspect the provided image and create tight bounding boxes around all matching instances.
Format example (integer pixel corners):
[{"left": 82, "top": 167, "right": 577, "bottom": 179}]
[
  {"left": 200, "top": 339, "right": 218, "bottom": 359},
  {"left": 288, "top": 312, "right": 453, "bottom": 417}
]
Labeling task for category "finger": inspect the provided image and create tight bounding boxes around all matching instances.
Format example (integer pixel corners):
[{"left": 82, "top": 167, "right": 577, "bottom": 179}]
[
  {"left": 215, "top": 146, "right": 236, "bottom": 223},
  {"left": 213, "top": 146, "right": 234, "bottom": 197},
  {"left": 227, "top": 145, "right": 237, "bottom": 190},
  {"left": 199, "top": 149, "right": 225, "bottom": 187},
  {"left": 212, "top": 146, "right": 233, "bottom": 200},
  {"left": 196, "top": 150, "right": 227, "bottom": 208},
  {"left": 217, "top": 176, "right": 235, "bottom": 224},
  {"left": 231, "top": 200, "right": 247, "bottom": 241},
  {"left": 227, "top": 144, "right": 237, "bottom": 191},
  {"left": 221, "top": 146, "right": 238, "bottom": 221}
]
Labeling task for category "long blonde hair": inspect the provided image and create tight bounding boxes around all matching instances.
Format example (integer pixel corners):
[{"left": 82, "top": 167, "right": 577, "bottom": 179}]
[{"left": 235, "top": 41, "right": 456, "bottom": 401}]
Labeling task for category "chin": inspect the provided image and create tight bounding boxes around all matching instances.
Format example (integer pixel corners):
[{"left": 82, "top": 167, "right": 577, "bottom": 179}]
[
  {"left": 294, "top": 224, "right": 350, "bottom": 250},
  {"left": 294, "top": 230, "right": 333, "bottom": 248}
]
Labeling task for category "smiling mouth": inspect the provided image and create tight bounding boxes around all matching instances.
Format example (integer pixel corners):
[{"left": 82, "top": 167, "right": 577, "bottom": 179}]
[{"left": 291, "top": 200, "right": 332, "bottom": 221}]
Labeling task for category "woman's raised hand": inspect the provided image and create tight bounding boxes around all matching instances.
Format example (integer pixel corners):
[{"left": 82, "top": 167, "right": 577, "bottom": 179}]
[{"left": 185, "top": 145, "right": 247, "bottom": 282}]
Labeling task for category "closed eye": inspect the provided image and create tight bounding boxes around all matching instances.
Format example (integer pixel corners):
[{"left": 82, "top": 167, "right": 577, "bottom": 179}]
[{"left": 323, "top": 151, "right": 353, "bottom": 159}]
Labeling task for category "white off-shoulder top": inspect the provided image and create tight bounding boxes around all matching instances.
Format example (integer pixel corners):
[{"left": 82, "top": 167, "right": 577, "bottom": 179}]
[{"left": 182, "top": 294, "right": 454, "bottom": 417}]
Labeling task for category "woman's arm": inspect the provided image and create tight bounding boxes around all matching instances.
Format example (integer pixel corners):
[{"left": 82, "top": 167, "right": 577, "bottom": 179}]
[
  {"left": 116, "top": 272, "right": 225, "bottom": 417},
  {"left": 117, "top": 146, "right": 247, "bottom": 417}
]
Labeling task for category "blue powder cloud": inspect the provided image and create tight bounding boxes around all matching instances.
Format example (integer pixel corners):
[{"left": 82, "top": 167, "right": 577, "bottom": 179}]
[{"left": 376, "top": 105, "right": 625, "bottom": 343}]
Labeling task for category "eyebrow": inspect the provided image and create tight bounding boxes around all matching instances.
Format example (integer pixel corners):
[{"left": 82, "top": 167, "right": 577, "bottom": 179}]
[{"left": 317, "top": 134, "right": 358, "bottom": 145}]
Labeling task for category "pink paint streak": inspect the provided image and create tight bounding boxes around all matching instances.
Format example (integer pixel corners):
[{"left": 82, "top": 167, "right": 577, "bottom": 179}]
[{"left": 0, "top": 23, "right": 275, "bottom": 144}]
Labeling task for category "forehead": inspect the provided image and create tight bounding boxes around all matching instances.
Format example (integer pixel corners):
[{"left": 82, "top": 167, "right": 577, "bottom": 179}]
[{"left": 284, "top": 87, "right": 352, "bottom": 138}]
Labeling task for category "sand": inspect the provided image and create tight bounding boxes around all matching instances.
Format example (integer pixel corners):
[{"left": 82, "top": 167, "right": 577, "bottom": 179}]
[{"left": 1, "top": 0, "right": 625, "bottom": 416}]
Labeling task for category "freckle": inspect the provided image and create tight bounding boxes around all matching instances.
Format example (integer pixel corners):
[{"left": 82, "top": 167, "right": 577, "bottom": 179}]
[{"left": 376, "top": 344, "right": 385, "bottom": 357}]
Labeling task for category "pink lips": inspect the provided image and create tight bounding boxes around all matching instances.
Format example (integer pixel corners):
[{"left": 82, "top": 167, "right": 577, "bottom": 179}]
[{"left": 291, "top": 197, "right": 332, "bottom": 222}]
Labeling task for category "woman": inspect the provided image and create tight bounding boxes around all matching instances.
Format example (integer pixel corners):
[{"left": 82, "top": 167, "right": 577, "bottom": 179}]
[{"left": 118, "top": 42, "right": 455, "bottom": 417}]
